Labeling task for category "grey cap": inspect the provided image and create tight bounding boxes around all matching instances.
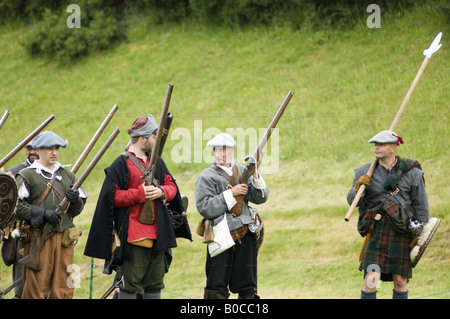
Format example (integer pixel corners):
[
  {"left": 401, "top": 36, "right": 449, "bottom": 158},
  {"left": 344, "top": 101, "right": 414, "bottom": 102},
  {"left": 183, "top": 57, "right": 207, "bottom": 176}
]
[
  {"left": 127, "top": 113, "right": 158, "bottom": 138},
  {"left": 368, "top": 130, "right": 404, "bottom": 145},
  {"left": 206, "top": 133, "right": 236, "bottom": 148},
  {"left": 32, "top": 131, "right": 68, "bottom": 149}
]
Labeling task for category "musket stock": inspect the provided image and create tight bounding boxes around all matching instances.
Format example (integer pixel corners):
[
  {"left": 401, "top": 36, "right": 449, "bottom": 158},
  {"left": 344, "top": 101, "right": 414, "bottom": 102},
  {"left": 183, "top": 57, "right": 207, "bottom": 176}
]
[
  {"left": 0, "top": 114, "right": 55, "bottom": 168},
  {"left": 139, "top": 84, "right": 173, "bottom": 225},
  {"left": 229, "top": 91, "right": 294, "bottom": 216}
]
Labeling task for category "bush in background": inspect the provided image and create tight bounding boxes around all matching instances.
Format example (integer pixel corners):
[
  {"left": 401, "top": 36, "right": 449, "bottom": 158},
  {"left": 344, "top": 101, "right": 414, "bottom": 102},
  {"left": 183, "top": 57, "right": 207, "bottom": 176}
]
[
  {"left": 0, "top": 0, "right": 447, "bottom": 61},
  {"left": 21, "top": 0, "right": 127, "bottom": 62}
]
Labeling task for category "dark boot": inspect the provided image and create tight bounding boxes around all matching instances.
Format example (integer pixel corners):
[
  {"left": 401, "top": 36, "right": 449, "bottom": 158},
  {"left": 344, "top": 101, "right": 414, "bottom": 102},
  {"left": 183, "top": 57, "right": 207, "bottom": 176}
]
[
  {"left": 360, "top": 290, "right": 377, "bottom": 299},
  {"left": 238, "top": 288, "right": 260, "bottom": 299},
  {"left": 393, "top": 290, "right": 408, "bottom": 299},
  {"left": 204, "top": 289, "right": 230, "bottom": 299}
]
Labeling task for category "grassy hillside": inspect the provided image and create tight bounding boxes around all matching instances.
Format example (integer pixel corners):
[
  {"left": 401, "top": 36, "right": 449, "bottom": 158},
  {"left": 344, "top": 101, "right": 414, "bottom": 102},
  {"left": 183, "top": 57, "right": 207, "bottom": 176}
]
[{"left": 0, "top": 3, "right": 448, "bottom": 299}]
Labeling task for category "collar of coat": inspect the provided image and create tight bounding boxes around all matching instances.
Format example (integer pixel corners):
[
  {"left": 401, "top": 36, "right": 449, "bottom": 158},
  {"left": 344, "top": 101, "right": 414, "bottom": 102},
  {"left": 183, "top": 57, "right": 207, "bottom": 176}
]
[{"left": 382, "top": 156, "right": 421, "bottom": 192}]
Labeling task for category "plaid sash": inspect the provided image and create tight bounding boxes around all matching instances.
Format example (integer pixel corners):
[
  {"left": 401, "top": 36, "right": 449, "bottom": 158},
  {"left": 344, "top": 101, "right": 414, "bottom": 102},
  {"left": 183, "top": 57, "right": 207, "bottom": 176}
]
[{"left": 358, "top": 200, "right": 409, "bottom": 237}]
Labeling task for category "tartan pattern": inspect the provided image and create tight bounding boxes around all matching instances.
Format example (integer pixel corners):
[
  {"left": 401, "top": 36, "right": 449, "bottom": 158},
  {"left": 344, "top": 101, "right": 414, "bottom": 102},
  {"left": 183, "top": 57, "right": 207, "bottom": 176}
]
[{"left": 358, "top": 199, "right": 412, "bottom": 279}]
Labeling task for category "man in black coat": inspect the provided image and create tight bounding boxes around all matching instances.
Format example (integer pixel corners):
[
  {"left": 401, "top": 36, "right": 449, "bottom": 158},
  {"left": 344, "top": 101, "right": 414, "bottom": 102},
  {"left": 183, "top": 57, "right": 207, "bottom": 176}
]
[
  {"left": 84, "top": 114, "right": 191, "bottom": 299},
  {"left": 3, "top": 143, "right": 39, "bottom": 299}
]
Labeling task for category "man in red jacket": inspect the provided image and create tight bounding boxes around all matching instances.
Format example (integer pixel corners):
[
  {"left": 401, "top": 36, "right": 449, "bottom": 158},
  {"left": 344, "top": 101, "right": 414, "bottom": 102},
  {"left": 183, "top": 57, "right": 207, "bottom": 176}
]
[{"left": 85, "top": 114, "right": 192, "bottom": 299}]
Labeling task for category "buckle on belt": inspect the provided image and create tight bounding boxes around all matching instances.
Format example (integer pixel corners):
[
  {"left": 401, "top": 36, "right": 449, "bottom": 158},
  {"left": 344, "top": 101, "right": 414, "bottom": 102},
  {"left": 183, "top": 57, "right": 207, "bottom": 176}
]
[{"left": 390, "top": 187, "right": 400, "bottom": 196}]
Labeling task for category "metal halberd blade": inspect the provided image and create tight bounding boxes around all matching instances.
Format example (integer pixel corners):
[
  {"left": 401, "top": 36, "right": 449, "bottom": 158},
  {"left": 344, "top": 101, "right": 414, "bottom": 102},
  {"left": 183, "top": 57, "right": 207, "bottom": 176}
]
[{"left": 423, "top": 32, "right": 442, "bottom": 58}]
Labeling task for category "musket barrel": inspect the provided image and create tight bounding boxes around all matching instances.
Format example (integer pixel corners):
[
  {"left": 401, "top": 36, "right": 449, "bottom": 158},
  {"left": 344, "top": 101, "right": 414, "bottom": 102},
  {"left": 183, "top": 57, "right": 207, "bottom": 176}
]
[
  {"left": 252, "top": 91, "right": 294, "bottom": 163},
  {"left": 158, "top": 112, "right": 173, "bottom": 157},
  {"left": 0, "top": 114, "right": 55, "bottom": 168},
  {"left": 230, "top": 91, "right": 293, "bottom": 216},
  {"left": 146, "top": 84, "right": 173, "bottom": 182},
  {"left": 0, "top": 109, "right": 9, "bottom": 130},
  {"left": 71, "top": 104, "right": 119, "bottom": 174},
  {"left": 139, "top": 84, "right": 173, "bottom": 225},
  {"left": 74, "top": 127, "right": 120, "bottom": 189},
  {"left": 59, "top": 128, "right": 120, "bottom": 213}
]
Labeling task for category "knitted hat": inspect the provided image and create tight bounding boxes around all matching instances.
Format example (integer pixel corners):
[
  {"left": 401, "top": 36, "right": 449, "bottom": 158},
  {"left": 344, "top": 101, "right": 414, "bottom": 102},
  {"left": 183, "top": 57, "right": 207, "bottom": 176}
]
[{"left": 127, "top": 114, "right": 158, "bottom": 137}]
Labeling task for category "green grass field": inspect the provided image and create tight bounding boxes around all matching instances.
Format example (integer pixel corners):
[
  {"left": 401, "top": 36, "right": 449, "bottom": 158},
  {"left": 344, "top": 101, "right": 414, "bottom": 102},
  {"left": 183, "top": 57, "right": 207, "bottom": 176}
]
[{"left": 1, "top": 3, "right": 449, "bottom": 299}]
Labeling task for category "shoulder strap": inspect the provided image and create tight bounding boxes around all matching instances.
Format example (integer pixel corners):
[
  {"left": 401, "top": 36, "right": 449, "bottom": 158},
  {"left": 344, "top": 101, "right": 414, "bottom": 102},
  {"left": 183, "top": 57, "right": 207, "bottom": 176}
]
[
  {"left": 122, "top": 151, "right": 147, "bottom": 175},
  {"left": 35, "top": 178, "right": 54, "bottom": 207},
  {"left": 388, "top": 157, "right": 420, "bottom": 218},
  {"left": 52, "top": 177, "right": 68, "bottom": 199},
  {"left": 122, "top": 151, "right": 160, "bottom": 186},
  {"left": 213, "top": 164, "right": 238, "bottom": 186}
]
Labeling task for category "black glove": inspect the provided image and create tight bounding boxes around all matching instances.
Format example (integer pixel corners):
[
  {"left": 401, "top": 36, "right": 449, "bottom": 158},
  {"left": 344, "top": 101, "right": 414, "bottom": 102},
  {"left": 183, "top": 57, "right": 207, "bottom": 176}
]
[
  {"left": 43, "top": 208, "right": 61, "bottom": 226},
  {"left": 66, "top": 187, "right": 80, "bottom": 204}
]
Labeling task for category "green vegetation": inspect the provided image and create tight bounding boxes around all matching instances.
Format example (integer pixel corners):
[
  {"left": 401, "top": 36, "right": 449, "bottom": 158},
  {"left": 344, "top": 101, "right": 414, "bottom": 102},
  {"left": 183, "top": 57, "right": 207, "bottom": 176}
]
[{"left": 0, "top": 1, "right": 448, "bottom": 298}]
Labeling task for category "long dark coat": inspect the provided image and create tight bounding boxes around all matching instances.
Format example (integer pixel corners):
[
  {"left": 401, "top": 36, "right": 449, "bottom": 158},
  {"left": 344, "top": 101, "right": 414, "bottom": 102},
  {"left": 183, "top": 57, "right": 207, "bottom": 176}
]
[{"left": 84, "top": 154, "right": 191, "bottom": 274}]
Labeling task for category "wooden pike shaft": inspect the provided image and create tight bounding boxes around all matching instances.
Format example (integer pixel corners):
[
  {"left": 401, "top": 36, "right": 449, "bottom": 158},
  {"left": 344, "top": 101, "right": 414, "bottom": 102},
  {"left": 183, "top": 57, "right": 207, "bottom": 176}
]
[
  {"left": 0, "top": 114, "right": 55, "bottom": 168},
  {"left": 344, "top": 56, "right": 431, "bottom": 222}
]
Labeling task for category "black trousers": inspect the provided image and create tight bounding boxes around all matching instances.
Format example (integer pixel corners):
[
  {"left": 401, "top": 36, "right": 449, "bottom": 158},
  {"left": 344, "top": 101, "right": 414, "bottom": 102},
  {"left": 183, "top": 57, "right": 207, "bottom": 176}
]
[{"left": 204, "top": 232, "right": 257, "bottom": 298}]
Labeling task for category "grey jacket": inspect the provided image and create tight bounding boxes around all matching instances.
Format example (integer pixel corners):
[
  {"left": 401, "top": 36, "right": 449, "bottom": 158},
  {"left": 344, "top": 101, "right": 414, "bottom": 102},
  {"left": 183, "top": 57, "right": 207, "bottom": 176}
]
[
  {"left": 347, "top": 158, "right": 429, "bottom": 223},
  {"left": 195, "top": 163, "right": 269, "bottom": 231}
]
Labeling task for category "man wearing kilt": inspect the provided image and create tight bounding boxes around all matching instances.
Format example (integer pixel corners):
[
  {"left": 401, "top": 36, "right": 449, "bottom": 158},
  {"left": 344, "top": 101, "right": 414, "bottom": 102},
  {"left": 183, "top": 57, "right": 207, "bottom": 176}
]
[{"left": 347, "top": 130, "right": 429, "bottom": 299}]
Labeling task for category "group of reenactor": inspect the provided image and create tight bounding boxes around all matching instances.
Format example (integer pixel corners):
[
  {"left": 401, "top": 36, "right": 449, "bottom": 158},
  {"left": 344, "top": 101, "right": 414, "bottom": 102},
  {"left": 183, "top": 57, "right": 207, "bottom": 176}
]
[
  {"left": 0, "top": 104, "right": 439, "bottom": 300},
  {"left": 0, "top": 30, "right": 444, "bottom": 298}
]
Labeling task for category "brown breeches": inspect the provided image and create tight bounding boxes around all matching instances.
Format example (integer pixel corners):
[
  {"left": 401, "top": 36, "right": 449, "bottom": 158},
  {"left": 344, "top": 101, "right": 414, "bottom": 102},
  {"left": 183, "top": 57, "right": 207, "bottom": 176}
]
[{"left": 22, "top": 231, "right": 75, "bottom": 299}]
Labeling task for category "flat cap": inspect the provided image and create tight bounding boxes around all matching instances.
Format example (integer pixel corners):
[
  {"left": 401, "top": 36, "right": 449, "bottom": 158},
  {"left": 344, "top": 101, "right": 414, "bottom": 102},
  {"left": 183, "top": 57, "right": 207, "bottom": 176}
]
[
  {"left": 368, "top": 130, "right": 404, "bottom": 145},
  {"left": 128, "top": 113, "right": 158, "bottom": 138},
  {"left": 207, "top": 133, "right": 236, "bottom": 148},
  {"left": 32, "top": 131, "right": 68, "bottom": 149}
]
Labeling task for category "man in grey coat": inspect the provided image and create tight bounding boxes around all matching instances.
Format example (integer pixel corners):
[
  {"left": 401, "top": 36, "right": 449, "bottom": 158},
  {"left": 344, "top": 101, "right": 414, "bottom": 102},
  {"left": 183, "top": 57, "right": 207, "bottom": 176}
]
[{"left": 195, "top": 133, "right": 269, "bottom": 299}]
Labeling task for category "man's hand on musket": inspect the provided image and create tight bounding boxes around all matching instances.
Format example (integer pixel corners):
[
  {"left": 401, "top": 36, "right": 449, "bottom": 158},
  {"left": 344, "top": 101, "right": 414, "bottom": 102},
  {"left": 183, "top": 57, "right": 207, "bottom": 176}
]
[
  {"left": 143, "top": 184, "right": 164, "bottom": 200},
  {"left": 231, "top": 183, "right": 248, "bottom": 196}
]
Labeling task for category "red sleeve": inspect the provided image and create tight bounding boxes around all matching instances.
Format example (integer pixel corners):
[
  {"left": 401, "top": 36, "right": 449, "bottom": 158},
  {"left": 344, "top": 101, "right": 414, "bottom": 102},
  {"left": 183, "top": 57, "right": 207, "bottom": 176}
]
[
  {"left": 114, "top": 184, "right": 146, "bottom": 208},
  {"left": 161, "top": 173, "right": 177, "bottom": 202}
]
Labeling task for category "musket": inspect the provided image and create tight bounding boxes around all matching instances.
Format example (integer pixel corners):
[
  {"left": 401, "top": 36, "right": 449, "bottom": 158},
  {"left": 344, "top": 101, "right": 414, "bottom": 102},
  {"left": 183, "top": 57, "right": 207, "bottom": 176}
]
[
  {"left": 0, "top": 114, "right": 55, "bottom": 168},
  {"left": 0, "top": 277, "right": 22, "bottom": 298},
  {"left": 59, "top": 128, "right": 121, "bottom": 214},
  {"left": 344, "top": 32, "right": 443, "bottom": 222},
  {"left": 0, "top": 109, "right": 9, "bottom": 130},
  {"left": 101, "top": 276, "right": 123, "bottom": 299},
  {"left": 19, "top": 128, "right": 120, "bottom": 270},
  {"left": 229, "top": 91, "right": 294, "bottom": 216},
  {"left": 71, "top": 104, "right": 118, "bottom": 174},
  {"left": 139, "top": 84, "right": 173, "bottom": 225},
  {"left": 158, "top": 112, "right": 173, "bottom": 157}
]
